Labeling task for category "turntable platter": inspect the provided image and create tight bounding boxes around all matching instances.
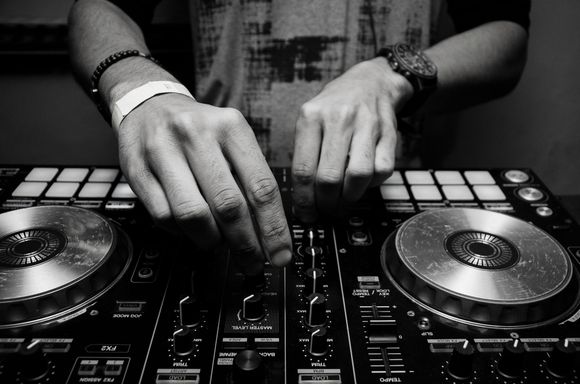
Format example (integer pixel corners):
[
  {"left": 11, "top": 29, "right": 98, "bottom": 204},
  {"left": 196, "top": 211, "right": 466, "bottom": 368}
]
[
  {"left": 381, "top": 208, "right": 580, "bottom": 328},
  {"left": 0, "top": 206, "right": 131, "bottom": 328}
]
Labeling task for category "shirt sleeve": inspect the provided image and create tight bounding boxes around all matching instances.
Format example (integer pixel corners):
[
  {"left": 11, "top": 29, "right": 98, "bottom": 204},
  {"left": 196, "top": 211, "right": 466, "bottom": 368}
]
[
  {"left": 104, "top": 0, "right": 162, "bottom": 29},
  {"left": 446, "top": 0, "right": 531, "bottom": 33}
]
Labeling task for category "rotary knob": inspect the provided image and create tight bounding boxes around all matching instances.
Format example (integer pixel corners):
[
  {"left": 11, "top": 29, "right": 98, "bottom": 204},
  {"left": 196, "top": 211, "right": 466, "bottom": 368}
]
[
  {"left": 447, "top": 340, "right": 476, "bottom": 380},
  {"left": 173, "top": 326, "right": 194, "bottom": 356},
  {"left": 302, "top": 227, "right": 319, "bottom": 247},
  {"left": 232, "top": 349, "right": 265, "bottom": 384},
  {"left": 15, "top": 340, "right": 50, "bottom": 382},
  {"left": 309, "top": 326, "right": 329, "bottom": 356},
  {"left": 305, "top": 268, "right": 324, "bottom": 296},
  {"left": 303, "top": 245, "right": 322, "bottom": 269},
  {"left": 306, "top": 293, "right": 326, "bottom": 327},
  {"left": 547, "top": 339, "right": 576, "bottom": 378},
  {"left": 241, "top": 293, "right": 265, "bottom": 322},
  {"left": 497, "top": 339, "right": 526, "bottom": 378},
  {"left": 180, "top": 295, "right": 201, "bottom": 328}
]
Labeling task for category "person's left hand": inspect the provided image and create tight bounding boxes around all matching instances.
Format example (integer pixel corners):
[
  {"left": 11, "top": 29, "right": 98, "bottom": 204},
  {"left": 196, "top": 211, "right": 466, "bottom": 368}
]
[{"left": 292, "top": 57, "right": 414, "bottom": 222}]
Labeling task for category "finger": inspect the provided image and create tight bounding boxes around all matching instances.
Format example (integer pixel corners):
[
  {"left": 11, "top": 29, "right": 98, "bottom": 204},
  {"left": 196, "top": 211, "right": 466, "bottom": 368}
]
[
  {"left": 342, "top": 113, "right": 378, "bottom": 202},
  {"left": 184, "top": 139, "right": 264, "bottom": 276},
  {"left": 225, "top": 126, "right": 293, "bottom": 268},
  {"left": 316, "top": 112, "right": 355, "bottom": 215},
  {"left": 292, "top": 105, "right": 322, "bottom": 223},
  {"left": 146, "top": 147, "right": 222, "bottom": 250},
  {"left": 370, "top": 108, "right": 397, "bottom": 186}
]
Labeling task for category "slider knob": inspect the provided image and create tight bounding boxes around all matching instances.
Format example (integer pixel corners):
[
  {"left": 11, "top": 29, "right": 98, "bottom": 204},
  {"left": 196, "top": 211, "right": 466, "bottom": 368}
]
[
  {"left": 173, "top": 327, "right": 194, "bottom": 356},
  {"left": 180, "top": 295, "right": 201, "bottom": 328},
  {"left": 309, "top": 326, "right": 329, "bottom": 356},
  {"left": 547, "top": 339, "right": 576, "bottom": 378},
  {"left": 305, "top": 268, "right": 325, "bottom": 296},
  {"left": 232, "top": 349, "right": 265, "bottom": 384},
  {"left": 306, "top": 293, "right": 327, "bottom": 327},
  {"left": 241, "top": 293, "right": 265, "bottom": 322},
  {"left": 17, "top": 341, "right": 50, "bottom": 382},
  {"left": 498, "top": 339, "right": 526, "bottom": 379},
  {"left": 447, "top": 340, "right": 475, "bottom": 380}
]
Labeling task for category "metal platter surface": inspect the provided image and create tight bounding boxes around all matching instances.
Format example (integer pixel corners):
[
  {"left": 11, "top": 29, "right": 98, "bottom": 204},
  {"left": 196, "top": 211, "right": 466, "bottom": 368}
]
[
  {"left": 0, "top": 206, "right": 131, "bottom": 328},
  {"left": 381, "top": 208, "right": 580, "bottom": 328}
]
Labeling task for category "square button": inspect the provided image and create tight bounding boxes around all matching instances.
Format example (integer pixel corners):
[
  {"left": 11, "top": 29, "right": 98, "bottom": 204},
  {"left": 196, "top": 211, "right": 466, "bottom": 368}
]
[
  {"left": 435, "top": 171, "right": 465, "bottom": 185},
  {"left": 12, "top": 182, "right": 48, "bottom": 197},
  {"left": 382, "top": 171, "right": 404, "bottom": 185},
  {"left": 89, "top": 168, "right": 119, "bottom": 182},
  {"left": 78, "top": 183, "right": 112, "bottom": 198},
  {"left": 442, "top": 185, "right": 474, "bottom": 201},
  {"left": 380, "top": 185, "right": 410, "bottom": 200},
  {"left": 25, "top": 167, "right": 59, "bottom": 182},
  {"left": 57, "top": 168, "right": 89, "bottom": 182},
  {"left": 411, "top": 185, "right": 442, "bottom": 200},
  {"left": 473, "top": 185, "right": 506, "bottom": 201},
  {"left": 464, "top": 171, "right": 495, "bottom": 185},
  {"left": 405, "top": 171, "right": 434, "bottom": 185},
  {"left": 112, "top": 183, "right": 137, "bottom": 199},
  {"left": 45, "top": 182, "right": 80, "bottom": 198}
]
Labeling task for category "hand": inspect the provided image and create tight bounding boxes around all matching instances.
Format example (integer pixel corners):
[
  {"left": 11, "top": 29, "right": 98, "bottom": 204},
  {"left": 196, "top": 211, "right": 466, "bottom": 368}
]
[
  {"left": 116, "top": 94, "right": 293, "bottom": 275},
  {"left": 292, "top": 57, "right": 413, "bottom": 222}
]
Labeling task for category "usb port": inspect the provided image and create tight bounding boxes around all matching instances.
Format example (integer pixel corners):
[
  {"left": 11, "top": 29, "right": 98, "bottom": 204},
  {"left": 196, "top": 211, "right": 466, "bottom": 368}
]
[{"left": 116, "top": 301, "right": 145, "bottom": 313}]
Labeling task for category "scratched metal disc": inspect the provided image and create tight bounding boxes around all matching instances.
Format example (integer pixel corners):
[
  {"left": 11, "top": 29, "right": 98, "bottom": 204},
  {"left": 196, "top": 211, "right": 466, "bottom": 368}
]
[
  {"left": 0, "top": 206, "right": 131, "bottom": 328},
  {"left": 381, "top": 208, "right": 579, "bottom": 327}
]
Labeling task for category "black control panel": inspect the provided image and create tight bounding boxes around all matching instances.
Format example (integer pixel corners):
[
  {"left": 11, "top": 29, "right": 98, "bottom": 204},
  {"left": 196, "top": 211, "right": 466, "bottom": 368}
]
[{"left": 0, "top": 166, "right": 579, "bottom": 383}]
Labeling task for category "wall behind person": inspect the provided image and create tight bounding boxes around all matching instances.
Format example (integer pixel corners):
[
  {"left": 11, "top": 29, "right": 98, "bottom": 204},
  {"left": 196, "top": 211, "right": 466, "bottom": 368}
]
[{"left": 0, "top": 0, "right": 579, "bottom": 195}]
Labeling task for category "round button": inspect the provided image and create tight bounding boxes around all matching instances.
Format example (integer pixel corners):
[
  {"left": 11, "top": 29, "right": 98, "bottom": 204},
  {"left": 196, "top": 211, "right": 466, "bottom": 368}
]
[
  {"left": 504, "top": 170, "right": 530, "bottom": 183},
  {"left": 517, "top": 187, "right": 544, "bottom": 202},
  {"left": 348, "top": 216, "right": 364, "bottom": 227},
  {"left": 447, "top": 340, "right": 475, "bottom": 380},
  {"left": 351, "top": 231, "right": 369, "bottom": 243},
  {"left": 232, "top": 349, "right": 265, "bottom": 384},
  {"left": 536, "top": 206, "right": 554, "bottom": 217}
]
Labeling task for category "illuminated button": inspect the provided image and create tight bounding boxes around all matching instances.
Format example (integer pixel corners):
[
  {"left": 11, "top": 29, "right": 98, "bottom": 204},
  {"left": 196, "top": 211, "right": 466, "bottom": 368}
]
[
  {"left": 380, "top": 185, "right": 410, "bottom": 200},
  {"left": 89, "top": 168, "right": 119, "bottom": 182},
  {"left": 410, "top": 185, "right": 442, "bottom": 201},
  {"left": 517, "top": 187, "right": 544, "bottom": 202},
  {"left": 25, "top": 167, "right": 58, "bottom": 182},
  {"left": 504, "top": 170, "right": 530, "bottom": 183},
  {"left": 405, "top": 170, "right": 434, "bottom": 184},
  {"left": 435, "top": 171, "right": 464, "bottom": 185},
  {"left": 464, "top": 171, "right": 495, "bottom": 185},
  {"left": 57, "top": 168, "right": 89, "bottom": 182},
  {"left": 45, "top": 182, "right": 80, "bottom": 198},
  {"left": 12, "top": 182, "right": 48, "bottom": 197},
  {"left": 112, "top": 183, "right": 137, "bottom": 199},
  {"left": 473, "top": 185, "right": 506, "bottom": 201},
  {"left": 79, "top": 183, "right": 112, "bottom": 198},
  {"left": 536, "top": 206, "right": 553, "bottom": 217},
  {"left": 382, "top": 171, "right": 404, "bottom": 184},
  {"left": 442, "top": 185, "right": 474, "bottom": 201}
]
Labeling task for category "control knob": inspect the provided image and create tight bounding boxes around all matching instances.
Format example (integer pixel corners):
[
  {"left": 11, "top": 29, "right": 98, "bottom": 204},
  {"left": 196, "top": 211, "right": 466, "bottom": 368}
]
[
  {"left": 447, "top": 340, "right": 475, "bottom": 380},
  {"left": 173, "top": 327, "right": 195, "bottom": 356},
  {"left": 180, "top": 295, "right": 201, "bottom": 328},
  {"left": 305, "top": 267, "right": 324, "bottom": 296},
  {"left": 547, "top": 339, "right": 576, "bottom": 378},
  {"left": 16, "top": 340, "right": 51, "bottom": 382},
  {"left": 306, "top": 293, "right": 327, "bottom": 327},
  {"left": 498, "top": 339, "right": 526, "bottom": 378},
  {"left": 241, "top": 293, "right": 265, "bottom": 322},
  {"left": 309, "top": 326, "right": 329, "bottom": 356},
  {"left": 232, "top": 349, "right": 265, "bottom": 384}
]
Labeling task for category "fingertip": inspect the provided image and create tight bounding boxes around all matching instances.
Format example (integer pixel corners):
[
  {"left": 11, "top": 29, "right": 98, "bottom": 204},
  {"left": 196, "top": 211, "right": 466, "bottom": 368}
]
[{"left": 270, "top": 248, "right": 293, "bottom": 267}]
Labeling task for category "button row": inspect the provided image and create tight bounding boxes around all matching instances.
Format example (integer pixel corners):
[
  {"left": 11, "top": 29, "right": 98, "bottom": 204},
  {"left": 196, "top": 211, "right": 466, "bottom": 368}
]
[
  {"left": 383, "top": 170, "right": 500, "bottom": 186},
  {"left": 25, "top": 167, "right": 119, "bottom": 182},
  {"left": 380, "top": 184, "right": 506, "bottom": 201},
  {"left": 12, "top": 181, "right": 136, "bottom": 199}
]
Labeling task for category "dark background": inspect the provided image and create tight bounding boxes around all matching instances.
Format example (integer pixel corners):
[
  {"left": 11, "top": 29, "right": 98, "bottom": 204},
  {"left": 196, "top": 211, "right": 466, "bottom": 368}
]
[{"left": 1, "top": 0, "right": 579, "bottom": 196}]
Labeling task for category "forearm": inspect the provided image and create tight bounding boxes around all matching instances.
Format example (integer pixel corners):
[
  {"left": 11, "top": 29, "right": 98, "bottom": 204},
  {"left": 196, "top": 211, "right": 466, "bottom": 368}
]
[
  {"left": 421, "top": 21, "right": 528, "bottom": 114},
  {"left": 68, "top": 0, "right": 178, "bottom": 121}
]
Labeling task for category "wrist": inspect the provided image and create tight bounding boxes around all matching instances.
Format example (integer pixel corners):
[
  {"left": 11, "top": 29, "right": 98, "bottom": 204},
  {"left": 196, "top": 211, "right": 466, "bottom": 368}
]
[{"left": 369, "top": 56, "right": 414, "bottom": 111}]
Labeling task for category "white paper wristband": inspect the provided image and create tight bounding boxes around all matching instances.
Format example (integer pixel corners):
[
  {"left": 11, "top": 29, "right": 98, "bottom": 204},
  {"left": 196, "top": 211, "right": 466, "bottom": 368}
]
[{"left": 111, "top": 81, "right": 195, "bottom": 130}]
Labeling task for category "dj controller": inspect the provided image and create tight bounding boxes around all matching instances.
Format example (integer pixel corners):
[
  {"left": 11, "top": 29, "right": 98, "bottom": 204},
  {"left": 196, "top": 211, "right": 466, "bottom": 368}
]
[{"left": 0, "top": 165, "right": 579, "bottom": 384}]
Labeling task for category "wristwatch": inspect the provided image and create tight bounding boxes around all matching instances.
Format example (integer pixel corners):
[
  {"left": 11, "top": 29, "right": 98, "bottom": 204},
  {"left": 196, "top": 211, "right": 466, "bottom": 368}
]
[{"left": 376, "top": 43, "right": 438, "bottom": 116}]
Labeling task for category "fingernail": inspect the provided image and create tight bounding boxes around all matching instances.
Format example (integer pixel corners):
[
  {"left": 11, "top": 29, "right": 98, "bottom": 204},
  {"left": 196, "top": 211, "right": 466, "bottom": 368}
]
[{"left": 270, "top": 248, "right": 293, "bottom": 267}]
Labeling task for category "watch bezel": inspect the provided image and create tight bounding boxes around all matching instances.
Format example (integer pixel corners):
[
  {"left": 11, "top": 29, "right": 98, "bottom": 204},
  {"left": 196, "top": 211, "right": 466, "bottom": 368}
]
[{"left": 391, "top": 43, "right": 438, "bottom": 80}]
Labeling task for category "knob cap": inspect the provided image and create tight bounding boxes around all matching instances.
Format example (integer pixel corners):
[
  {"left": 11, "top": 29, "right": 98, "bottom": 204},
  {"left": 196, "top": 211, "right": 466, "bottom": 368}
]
[
  {"left": 498, "top": 339, "right": 526, "bottom": 378},
  {"left": 303, "top": 245, "right": 322, "bottom": 269},
  {"left": 305, "top": 268, "right": 324, "bottom": 296},
  {"left": 306, "top": 293, "right": 326, "bottom": 327},
  {"left": 17, "top": 340, "right": 50, "bottom": 382},
  {"left": 241, "top": 293, "right": 265, "bottom": 322},
  {"left": 173, "top": 327, "right": 194, "bottom": 356},
  {"left": 309, "top": 326, "right": 328, "bottom": 356},
  {"left": 180, "top": 295, "right": 201, "bottom": 328},
  {"left": 302, "top": 228, "right": 319, "bottom": 247},
  {"left": 447, "top": 340, "right": 475, "bottom": 380},
  {"left": 232, "top": 349, "right": 265, "bottom": 384},
  {"left": 547, "top": 339, "right": 576, "bottom": 378}
]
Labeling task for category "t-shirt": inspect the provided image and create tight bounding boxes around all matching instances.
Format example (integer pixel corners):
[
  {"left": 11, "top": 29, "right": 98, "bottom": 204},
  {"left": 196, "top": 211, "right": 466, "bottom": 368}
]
[{"left": 107, "top": 0, "right": 531, "bottom": 166}]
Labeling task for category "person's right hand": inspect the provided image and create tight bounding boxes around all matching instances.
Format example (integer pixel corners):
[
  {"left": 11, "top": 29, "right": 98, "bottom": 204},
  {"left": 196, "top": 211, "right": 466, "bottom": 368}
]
[{"left": 115, "top": 94, "right": 293, "bottom": 275}]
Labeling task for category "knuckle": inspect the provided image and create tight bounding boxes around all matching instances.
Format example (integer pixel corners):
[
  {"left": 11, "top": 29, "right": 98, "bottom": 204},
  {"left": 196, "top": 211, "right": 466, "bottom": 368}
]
[
  {"left": 346, "top": 166, "right": 374, "bottom": 181},
  {"left": 292, "top": 163, "right": 316, "bottom": 185},
  {"left": 173, "top": 200, "right": 213, "bottom": 224},
  {"left": 212, "top": 189, "right": 247, "bottom": 223},
  {"left": 317, "top": 168, "right": 343, "bottom": 186},
  {"left": 299, "top": 102, "right": 321, "bottom": 120},
  {"left": 220, "top": 107, "right": 245, "bottom": 126},
  {"left": 248, "top": 177, "right": 280, "bottom": 207},
  {"left": 261, "top": 219, "right": 288, "bottom": 241},
  {"left": 326, "top": 104, "right": 355, "bottom": 124}
]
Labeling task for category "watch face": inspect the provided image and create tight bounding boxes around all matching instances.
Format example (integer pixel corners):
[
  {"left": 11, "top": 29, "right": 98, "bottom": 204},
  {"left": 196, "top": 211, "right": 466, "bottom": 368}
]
[{"left": 393, "top": 43, "right": 437, "bottom": 79}]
